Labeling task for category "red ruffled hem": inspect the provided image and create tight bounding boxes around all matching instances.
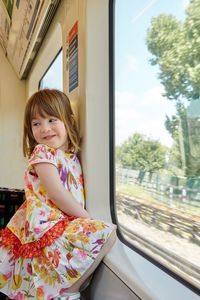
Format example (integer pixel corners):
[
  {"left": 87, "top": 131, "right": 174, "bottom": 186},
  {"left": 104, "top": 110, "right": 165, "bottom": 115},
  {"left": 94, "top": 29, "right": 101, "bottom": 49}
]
[{"left": 0, "top": 216, "right": 76, "bottom": 258}]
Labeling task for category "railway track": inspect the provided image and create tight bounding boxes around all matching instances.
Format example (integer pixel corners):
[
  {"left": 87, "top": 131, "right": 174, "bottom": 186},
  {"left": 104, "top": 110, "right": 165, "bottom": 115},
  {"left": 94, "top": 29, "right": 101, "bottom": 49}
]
[
  {"left": 119, "top": 222, "right": 200, "bottom": 284},
  {"left": 116, "top": 194, "right": 200, "bottom": 287}
]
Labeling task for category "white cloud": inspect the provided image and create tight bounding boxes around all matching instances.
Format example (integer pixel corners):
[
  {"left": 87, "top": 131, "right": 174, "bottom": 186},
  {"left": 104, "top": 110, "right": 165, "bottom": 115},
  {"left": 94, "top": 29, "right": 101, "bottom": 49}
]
[
  {"left": 115, "top": 91, "right": 137, "bottom": 110},
  {"left": 115, "top": 91, "right": 138, "bottom": 145},
  {"left": 142, "top": 85, "right": 166, "bottom": 105},
  {"left": 139, "top": 86, "right": 176, "bottom": 115},
  {"left": 115, "top": 86, "right": 175, "bottom": 147}
]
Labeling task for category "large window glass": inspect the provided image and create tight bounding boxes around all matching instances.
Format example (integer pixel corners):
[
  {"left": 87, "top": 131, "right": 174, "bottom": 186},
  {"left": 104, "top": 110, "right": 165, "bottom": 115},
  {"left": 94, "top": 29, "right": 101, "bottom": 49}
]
[
  {"left": 39, "top": 50, "right": 63, "bottom": 90},
  {"left": 115, "top": 0, "right": 200, "bottom": 290}
]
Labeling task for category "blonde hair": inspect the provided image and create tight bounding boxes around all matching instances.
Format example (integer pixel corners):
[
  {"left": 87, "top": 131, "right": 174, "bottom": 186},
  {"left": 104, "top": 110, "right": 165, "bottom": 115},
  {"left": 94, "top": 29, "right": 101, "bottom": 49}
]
[{"left": 23, "top": 89, "right": 80, "bottom": 157}]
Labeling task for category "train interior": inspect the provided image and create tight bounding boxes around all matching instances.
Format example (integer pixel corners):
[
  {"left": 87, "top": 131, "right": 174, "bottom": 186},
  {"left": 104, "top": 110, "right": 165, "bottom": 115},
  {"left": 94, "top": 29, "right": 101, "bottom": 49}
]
[{"left": 0, "top": 0, "right": 200, "bottom": 299}]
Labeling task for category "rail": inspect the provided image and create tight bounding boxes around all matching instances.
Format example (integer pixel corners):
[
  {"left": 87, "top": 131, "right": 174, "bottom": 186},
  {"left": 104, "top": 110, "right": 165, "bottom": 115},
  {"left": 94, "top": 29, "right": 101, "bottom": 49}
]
[
  {"left": 119, "top": 222, "right": 200, "bottom": 283},
  {"left": 117, "top": 194, "right": 200, "bottom": 245}
]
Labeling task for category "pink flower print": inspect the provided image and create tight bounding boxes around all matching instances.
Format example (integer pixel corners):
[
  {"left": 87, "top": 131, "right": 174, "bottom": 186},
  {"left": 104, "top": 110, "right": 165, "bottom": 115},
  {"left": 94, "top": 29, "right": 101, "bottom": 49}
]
[
  {"left": 11, "top": 292, "right": 25, "bottom": 300},
  {"left": 40, "top": 210, "right": 46, "bottom": 216},
  {"left": 77, "top": 249, "right": 88, "bottom": 260},
  {"left": 27, "top": 263, "right": 32, "bottom": 275},
  {"left": 60, "top": 288, "right": 69, "bottom": 295},
  {"left": 25, "top": 221, "right": 30, "bottom": 237},
  {"left": 34, "top": 227, "right": 41, "bottom": 234},
  {"left": 4, "top": 271, "right": 12, "bottom": 279}
]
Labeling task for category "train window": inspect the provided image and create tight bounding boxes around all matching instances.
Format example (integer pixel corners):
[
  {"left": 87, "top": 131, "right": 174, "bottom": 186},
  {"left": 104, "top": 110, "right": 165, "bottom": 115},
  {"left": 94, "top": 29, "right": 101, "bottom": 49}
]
[
  {"left": 39, "top": 50, "right": 63, "bottom": 90},
  {"left": 114, "top": 0, "right": 200, "bottom": 291}
]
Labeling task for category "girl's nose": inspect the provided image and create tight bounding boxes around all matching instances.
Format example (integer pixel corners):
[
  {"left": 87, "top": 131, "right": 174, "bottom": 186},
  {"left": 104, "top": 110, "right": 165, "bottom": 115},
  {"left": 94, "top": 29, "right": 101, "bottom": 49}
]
[{"left": 41, "top": 123, "right": 50, "bottom": 133}]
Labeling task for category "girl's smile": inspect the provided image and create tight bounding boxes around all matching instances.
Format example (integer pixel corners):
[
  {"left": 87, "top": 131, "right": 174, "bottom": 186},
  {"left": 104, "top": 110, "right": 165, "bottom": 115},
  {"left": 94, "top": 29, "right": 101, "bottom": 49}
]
[
  {"left": 31, "top": 114, "right": 67, "bottom": 151},
  {"left": 43, "top": 135, "right": 56, "bottom": 140}
]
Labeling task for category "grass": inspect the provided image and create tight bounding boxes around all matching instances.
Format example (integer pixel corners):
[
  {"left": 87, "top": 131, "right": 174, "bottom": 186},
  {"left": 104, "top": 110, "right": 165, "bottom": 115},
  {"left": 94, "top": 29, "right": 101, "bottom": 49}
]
[{"left": 116, "top": 183, "right": 200, "bottom": 217}]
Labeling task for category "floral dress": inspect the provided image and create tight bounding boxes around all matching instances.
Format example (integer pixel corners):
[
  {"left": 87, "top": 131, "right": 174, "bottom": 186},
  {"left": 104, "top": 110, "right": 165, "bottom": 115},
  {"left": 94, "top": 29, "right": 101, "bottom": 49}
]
[{"left": 0, "top": 144, "right": 116, "bottom": 300}]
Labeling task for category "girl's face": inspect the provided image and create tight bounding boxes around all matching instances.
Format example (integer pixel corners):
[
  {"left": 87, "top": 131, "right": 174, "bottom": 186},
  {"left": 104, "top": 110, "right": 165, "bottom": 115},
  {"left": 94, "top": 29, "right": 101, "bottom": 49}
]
[{"left": 31, "top": 113, "right": 68, "bottom": 151}]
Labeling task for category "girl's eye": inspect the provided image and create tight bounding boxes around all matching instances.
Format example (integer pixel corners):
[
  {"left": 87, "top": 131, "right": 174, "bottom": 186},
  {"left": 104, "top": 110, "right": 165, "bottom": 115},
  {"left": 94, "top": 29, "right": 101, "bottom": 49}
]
[
  {"left": 49, "top": 118, "right": 57, "bottom": 123},
  {"left": 32, "top": 122, "right": 40, "bottom": 127}
]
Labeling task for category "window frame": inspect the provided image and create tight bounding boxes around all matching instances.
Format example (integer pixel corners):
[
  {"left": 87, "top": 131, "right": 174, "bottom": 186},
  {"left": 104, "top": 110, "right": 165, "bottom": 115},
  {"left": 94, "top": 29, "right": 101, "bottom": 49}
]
[{"left": 108, "top": 0, "right": 200, "bottom": 295}]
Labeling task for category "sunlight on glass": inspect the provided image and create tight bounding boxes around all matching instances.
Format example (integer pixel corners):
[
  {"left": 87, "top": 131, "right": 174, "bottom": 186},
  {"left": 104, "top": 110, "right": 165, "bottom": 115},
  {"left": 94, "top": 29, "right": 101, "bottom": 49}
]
[
  {"left": 115, "top": 0, "right": 200, "bottom": 289},
  {"left": 40, "top": 51, "right": 63, "bottom": 90}
]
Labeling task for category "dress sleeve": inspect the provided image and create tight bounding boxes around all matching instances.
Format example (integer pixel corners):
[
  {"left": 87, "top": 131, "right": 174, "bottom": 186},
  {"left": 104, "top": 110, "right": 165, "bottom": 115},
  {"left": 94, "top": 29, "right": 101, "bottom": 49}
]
[{"left": 28, "top": 144, "right": 57, "bottom": 167}]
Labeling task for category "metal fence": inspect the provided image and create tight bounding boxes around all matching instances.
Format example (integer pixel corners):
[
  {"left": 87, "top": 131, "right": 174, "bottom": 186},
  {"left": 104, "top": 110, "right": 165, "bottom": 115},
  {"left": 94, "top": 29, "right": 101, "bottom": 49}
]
[{"left": 116, "top": 168, "right": 200, "bottom": 208}]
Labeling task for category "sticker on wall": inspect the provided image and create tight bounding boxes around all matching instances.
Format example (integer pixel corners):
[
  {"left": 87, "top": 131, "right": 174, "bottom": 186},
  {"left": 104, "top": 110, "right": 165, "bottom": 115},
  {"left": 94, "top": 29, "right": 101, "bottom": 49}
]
[{"left": 67, "top": 21, "right": 78, "bottom": 93}]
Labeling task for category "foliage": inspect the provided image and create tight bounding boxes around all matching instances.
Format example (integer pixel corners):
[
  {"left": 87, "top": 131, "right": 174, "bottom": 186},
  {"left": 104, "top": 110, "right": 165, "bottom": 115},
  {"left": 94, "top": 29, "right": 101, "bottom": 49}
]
[
  {"left": 146, "top": 0, "right": 200, "bottom": 102},
  {"left": 116, "top": 133, "right": 166, "bottom": 173},
  {"left": 146, "top": 0, "right": 200, "bottom": 177}
]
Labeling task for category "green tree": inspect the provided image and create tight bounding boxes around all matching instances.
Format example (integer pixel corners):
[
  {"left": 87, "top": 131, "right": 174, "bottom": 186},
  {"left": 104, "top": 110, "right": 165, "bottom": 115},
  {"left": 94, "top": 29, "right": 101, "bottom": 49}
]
[
  {"left": 117, "top": 133, "right": 166, "bottom": 173},
  {"left": 146, "top": 0, "right": 200, "bottom": 102},
  {"left": 146, "top": 0, "right": 200, "bottom": 177},
  {"left": 164, "top": 115, "right": 182, "bottom": 171}
]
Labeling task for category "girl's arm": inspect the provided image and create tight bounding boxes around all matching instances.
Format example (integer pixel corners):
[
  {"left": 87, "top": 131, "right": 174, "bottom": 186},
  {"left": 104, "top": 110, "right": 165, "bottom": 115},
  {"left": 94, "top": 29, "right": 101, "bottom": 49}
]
[{"left": 34, "top": 163, "right": 90, "bottom": 218}]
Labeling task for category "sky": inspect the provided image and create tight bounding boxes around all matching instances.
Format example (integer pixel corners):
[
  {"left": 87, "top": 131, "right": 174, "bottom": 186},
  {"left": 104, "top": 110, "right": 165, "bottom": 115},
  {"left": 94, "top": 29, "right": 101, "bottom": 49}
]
[
  {"left": 115, "top": 0, "right": 190, "bottom": 147},
  {"left": 40, "top": 51, "right": 63, "bottom": 91}
]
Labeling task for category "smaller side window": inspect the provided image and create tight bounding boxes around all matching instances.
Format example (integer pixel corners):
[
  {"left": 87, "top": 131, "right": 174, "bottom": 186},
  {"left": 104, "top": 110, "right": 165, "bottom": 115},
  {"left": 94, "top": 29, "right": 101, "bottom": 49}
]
[{"left": 39, "top": 50, "right": 63, "bottom": 90}]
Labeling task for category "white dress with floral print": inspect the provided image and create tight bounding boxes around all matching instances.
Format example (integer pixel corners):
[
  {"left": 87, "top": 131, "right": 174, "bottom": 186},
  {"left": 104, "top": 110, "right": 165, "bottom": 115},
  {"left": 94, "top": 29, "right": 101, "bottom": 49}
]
[{"left": 0, "top": 144, "right": 116, "bottom": 300}]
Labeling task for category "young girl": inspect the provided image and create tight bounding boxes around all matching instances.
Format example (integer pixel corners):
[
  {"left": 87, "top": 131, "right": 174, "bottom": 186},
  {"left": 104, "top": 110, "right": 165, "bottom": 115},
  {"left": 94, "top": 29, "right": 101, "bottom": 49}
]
[{"left": 0, "top": 89, "right": 116, "bottom": 300}]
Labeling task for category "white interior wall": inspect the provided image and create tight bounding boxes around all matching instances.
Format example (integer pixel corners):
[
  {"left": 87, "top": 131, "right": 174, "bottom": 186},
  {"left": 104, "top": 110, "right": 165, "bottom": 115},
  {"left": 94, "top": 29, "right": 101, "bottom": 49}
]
[
  {"left": 0, "top": 47, "right": 26, "bottom": 188},
  {"left": 81, "top": 0, "right": 112, "bottom": 222}
]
